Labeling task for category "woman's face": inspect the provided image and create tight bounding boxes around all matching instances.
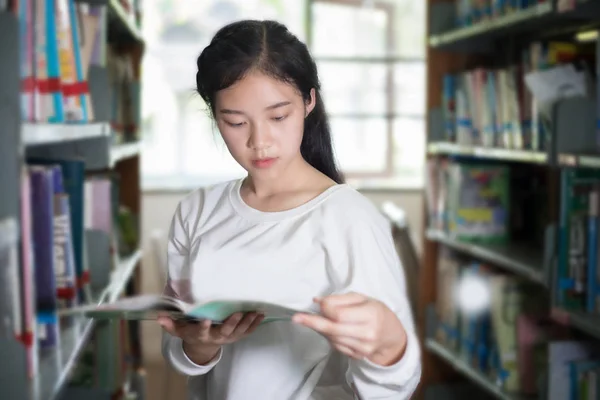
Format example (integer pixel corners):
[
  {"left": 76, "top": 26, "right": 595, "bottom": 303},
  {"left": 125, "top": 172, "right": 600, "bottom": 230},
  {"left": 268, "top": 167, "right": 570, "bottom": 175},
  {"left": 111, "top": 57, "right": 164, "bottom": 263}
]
[{"left": 214, "top": 71, "right": 315, "bottom": 180}]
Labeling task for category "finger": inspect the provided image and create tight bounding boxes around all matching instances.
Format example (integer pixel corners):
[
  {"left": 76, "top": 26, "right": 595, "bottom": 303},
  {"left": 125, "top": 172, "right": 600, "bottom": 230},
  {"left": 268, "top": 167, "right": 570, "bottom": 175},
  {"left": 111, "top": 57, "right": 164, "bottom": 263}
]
[
  {"left": 293, "top": 314, "right": 361, "bottom": 338},
  {"left": 198, "top": 319, "right": 213, "bottom": 339},
  {"left": 231, "top": 312, "right": 259, "bottom": 336},
  {"left": 316, "top": 292, "right": 366, "bottom": 308},
  {"left": 176, "top": 318, "right": 212, "bottom": 341},
  {"left": 218, "top": 312, "right": 244, "bottom": 337},
  {"left": 245, "top": 313, "right": 265, "bottom": 335},
  {"left": 320, "top": 302, "right": 372, "bottom": 324},
  {"left": 317, "top": 294, "right": 369, "bottom": 323},
  {"left": 332, "top": 343, "right": 362, "bottom": 359},
  {"left": 330, "top": 336, "right": 374, "bottom": 358},
  {"left": 158, "top": 317, "right": 178, "bottom": 336}
]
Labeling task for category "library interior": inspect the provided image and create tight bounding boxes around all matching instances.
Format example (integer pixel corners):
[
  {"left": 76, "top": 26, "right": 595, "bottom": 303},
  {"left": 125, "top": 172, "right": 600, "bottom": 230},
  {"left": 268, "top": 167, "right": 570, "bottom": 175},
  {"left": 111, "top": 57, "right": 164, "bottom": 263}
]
[{"left": 3, "top": 0, "right": 600, "bottom": 399}]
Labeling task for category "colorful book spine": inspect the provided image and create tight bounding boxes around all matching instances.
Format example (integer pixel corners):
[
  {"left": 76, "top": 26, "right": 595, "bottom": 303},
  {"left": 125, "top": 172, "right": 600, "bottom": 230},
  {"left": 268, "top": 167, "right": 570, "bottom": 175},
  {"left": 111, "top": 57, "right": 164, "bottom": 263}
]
[
  {"left": 44, "top": 0, "right": 64, "bottom": 122},
  {"left": 29, "top": 166, "right": 59, "bottom": 349},
  {"left": 55, "top": 0, "right": 84, "bottom": 121},
  {"left": 19, "top": 167, "right": 38, "bottom": 378},
  {"left": 18, "top": 0, "right": 34, "bottom": 121},
  {"left": 67, "top": 0, "right": 90, "bottom": 122},
  {"left": 48, "top": 165, "right": 77, "bottom": 307}
]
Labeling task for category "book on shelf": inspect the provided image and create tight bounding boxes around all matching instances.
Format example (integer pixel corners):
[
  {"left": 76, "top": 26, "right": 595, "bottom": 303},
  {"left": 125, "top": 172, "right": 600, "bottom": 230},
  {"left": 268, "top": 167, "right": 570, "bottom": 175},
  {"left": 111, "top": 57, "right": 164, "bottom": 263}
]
[
  {"left": 66, "top": 294, "right": 312, "bottom": 324},
  {"left": 441, "top": 39, "right": 595, "bottom": 152},
  {"left": 425, "top": 158, "right": 511, "bottom": 244},
  {"left": 557, "top": 168, "right": 600, "bottom": 315}
]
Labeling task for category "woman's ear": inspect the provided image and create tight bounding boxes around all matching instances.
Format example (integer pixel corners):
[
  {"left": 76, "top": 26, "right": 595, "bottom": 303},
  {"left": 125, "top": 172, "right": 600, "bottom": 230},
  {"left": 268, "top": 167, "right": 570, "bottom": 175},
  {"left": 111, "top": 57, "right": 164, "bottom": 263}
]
[{"left": 305, "top": 88, "right": 316, "bottom": 117}]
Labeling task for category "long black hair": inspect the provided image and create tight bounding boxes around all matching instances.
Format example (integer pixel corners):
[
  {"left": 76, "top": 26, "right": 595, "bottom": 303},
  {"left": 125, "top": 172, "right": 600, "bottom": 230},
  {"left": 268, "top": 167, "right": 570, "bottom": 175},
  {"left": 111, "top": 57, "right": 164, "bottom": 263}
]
[{"left": 195, "top": 20, "right": 345, "bottom": 184}]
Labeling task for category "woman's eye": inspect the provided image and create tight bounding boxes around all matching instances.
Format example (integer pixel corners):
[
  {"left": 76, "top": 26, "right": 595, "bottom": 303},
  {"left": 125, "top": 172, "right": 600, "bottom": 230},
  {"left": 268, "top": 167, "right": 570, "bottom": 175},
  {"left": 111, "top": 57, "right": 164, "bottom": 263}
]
[
  {"left": 272, "top": 115, "right": 287, "bottom": 122},
  {"left": 226, "top": 121, "right": 244, "bottom": 127}
]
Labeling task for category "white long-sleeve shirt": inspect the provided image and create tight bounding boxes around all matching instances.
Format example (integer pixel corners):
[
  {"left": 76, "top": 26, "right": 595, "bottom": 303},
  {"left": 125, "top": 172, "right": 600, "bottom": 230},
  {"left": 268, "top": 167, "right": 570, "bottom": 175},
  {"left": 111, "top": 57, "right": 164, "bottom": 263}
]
[{"left": 162, "top": 178, "right": 421, "bottom": 400}]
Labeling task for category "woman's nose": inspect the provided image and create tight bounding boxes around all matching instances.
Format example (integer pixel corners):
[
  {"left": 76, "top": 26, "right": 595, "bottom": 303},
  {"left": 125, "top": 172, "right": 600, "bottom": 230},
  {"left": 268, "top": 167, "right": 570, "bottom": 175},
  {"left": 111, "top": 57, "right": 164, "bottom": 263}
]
[{"left": 248, "top": 123, "right": 273, "bottom": 150}]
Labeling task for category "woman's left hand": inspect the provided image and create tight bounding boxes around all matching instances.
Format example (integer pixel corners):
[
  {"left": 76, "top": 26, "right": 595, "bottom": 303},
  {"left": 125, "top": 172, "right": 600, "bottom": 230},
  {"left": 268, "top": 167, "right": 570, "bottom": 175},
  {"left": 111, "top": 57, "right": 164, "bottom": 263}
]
[{"left": 292, "top": 292, "right": 407, "bottom": 367}]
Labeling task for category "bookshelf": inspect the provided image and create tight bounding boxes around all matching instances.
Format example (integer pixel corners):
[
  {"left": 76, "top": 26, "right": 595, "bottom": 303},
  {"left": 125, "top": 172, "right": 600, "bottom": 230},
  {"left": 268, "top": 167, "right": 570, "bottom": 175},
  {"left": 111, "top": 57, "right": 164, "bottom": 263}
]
[
  {"left": 422, "top": 1, "right": 600, "bottom": 399},
  {"left": 0, "top": 1, "right": 145, "bottom": 399}
]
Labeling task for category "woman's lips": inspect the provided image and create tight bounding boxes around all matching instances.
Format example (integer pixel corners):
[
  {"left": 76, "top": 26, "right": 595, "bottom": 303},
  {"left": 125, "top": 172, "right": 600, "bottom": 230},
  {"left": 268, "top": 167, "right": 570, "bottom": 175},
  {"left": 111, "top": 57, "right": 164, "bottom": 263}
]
[{"left": 252, "top": 157, "right": 277, "bottom": 168}]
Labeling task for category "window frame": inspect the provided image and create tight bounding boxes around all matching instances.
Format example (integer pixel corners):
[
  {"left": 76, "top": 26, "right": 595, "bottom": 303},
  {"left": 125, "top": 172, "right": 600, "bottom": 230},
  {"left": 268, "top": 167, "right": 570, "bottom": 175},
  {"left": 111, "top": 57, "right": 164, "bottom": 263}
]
[{"left": 308, "top": 0, "right": 425, "bottom": 185}]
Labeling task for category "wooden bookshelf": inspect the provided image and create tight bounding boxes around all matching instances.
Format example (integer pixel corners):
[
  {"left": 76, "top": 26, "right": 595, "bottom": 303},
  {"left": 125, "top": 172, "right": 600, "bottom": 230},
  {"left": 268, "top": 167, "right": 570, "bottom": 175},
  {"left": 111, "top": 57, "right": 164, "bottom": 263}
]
[
  {"left": 422, "top": 1, "right": 600, "bottom": 398},
  {"left": 0, "top": 1, "right": 145, "bottom": 399}
]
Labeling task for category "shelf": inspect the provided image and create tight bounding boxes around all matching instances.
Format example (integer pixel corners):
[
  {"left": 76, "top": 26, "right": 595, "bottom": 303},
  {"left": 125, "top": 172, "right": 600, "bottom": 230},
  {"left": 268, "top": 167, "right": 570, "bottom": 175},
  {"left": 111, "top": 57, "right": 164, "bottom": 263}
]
[
  {"left": 429, "top": 3, "right": 553, "bottom": 51},
  {"left": 427, "top": 142, "right": 548, "bottom": 164},
  {"left": 425, "top": 339, "right": 531, "bottom": 400},
  {"left": 25, "top": 132, "right": 141, "bottom": 171},
  {"left": 551, "top": 308, "right": 600, "bottom": 341},
  {"left": 558, "top": 153, "right": 600, "bottom": 169},
  {"left": 22, "top": 123, "right": 110, "bottom": 146},
  {"left": 110, "top": 142, "right": 141, "bottom": 167},
  {"left": 31, "top": 248, "right": 142, "bottom": 400},
  {"left": 426, "top": 229, "right": 546, "bottom": 285}
]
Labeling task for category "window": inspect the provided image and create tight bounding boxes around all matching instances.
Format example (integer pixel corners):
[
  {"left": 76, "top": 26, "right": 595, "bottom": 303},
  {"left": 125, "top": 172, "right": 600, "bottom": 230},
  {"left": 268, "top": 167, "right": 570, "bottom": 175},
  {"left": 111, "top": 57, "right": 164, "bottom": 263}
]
[
  {"left": 140, "top": 0, "right": 425, "bottom": 190},
  {"left": 310, "top": 0, "right": 426, "bottom": 187}
]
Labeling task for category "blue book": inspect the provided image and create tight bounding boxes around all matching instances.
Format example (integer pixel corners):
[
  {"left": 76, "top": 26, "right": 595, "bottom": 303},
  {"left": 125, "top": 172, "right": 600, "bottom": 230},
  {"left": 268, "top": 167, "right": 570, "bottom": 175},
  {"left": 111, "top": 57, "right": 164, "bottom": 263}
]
[
  {"left": 29, "top": 166, "right": 59, "bottom": 349},
  {"left": 28, "top": 157, "right": 87, "bottom": 303}
]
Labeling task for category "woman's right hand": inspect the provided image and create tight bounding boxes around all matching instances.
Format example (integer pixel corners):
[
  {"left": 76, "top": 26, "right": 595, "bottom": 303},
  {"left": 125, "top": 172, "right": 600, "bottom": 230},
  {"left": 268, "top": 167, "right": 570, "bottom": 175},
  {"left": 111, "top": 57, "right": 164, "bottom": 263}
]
[{"left": 158, "top": 312, "right": 264, "bottom": 365}]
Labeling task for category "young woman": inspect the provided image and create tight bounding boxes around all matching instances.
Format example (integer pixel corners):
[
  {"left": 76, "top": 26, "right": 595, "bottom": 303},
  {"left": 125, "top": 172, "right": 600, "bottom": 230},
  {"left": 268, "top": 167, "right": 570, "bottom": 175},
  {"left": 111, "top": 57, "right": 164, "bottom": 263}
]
[{"left": 158, "top": 19, "right": 421, "bottom": 400}]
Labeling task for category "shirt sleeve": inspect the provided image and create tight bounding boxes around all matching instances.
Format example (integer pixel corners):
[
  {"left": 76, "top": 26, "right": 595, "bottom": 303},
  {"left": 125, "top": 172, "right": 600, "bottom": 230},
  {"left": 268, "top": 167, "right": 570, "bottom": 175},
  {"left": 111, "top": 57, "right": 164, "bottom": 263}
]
[
  {"left": 161, "top": 199, "right": 222, "bottom": 376},
  {"left": 336, "top": 208, "right": 422, "bottom": 399}
]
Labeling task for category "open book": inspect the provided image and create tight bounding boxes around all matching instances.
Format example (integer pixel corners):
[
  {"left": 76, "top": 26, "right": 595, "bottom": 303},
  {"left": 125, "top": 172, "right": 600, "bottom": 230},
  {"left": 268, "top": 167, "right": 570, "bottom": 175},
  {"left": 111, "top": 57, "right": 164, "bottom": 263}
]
[{"left": 72, "top": 294, "right": 310, "bottom": 324}]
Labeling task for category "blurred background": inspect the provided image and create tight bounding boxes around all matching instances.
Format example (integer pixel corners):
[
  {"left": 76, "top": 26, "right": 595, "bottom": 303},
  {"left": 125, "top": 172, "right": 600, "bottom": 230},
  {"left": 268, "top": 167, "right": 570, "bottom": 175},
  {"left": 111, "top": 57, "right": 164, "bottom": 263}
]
[{"left": 3, "top": 0, "right": 600, "bottom": 399}]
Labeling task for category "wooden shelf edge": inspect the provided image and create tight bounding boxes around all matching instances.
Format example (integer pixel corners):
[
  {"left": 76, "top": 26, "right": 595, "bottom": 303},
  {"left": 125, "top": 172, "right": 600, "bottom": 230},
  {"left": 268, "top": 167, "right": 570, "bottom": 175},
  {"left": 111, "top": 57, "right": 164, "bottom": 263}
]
[
  {"left": 22, "top": 122, "right": 110, "bottom": 146},
  {"left": 427, "top": 142, "right": 548, "bottom": 164},
  {"left": 110, "top": 142, "right": 141, "bottom": 167},
  {"left": 426, "top": 229, "right": 546, "bottom": 285},
  {"left": 428, "top": 3, "right": 553, "bottom": 48},
  {"left": 425, "top": 339, "right": 530, "bottom": 400},
  {"left": 551, "top": 307, "right": 600, "bottom": 340},
  {"left": 558, "top": 153, "right": 600, "bottom": 169}
]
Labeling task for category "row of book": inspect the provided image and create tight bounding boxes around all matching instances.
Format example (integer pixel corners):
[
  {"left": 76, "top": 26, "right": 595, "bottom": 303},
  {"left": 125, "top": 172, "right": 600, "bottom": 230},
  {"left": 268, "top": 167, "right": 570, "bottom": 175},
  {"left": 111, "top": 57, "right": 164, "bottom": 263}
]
[
  {"left": 441, "top": 40, "right": 594, "bottom": 151},
  {"left": 15, "top": 0, "right": 106, "bottom": 123},
  {"left": 435, "top": 247, "right": 600, "bottom": 399},
  {"left": 13, "top": 0, "right": 141, "bottom": 145},
  {"left": 454, "top": 0, "right": 550, "bottom": 28},
  {"left": 15, "top": 155, "right": 139, "bottom": 379}
]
